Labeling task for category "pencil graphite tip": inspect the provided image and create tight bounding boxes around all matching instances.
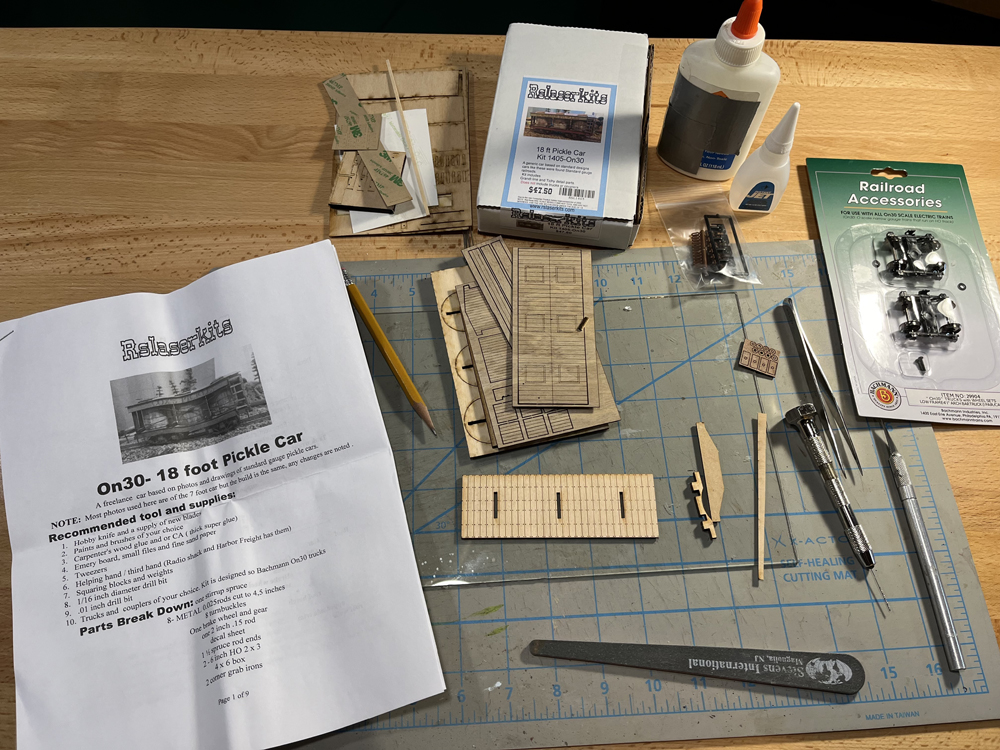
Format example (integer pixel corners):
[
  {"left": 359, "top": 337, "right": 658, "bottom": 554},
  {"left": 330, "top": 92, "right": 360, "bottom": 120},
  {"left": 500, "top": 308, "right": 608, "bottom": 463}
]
[{"left": 413, "top": 401, "right": 437, "bottom": 437}]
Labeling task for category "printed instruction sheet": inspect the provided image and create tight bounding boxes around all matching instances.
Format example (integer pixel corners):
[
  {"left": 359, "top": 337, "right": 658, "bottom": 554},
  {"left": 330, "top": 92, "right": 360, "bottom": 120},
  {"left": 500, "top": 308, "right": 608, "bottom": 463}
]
[{"left": 0, "top": 241, "right": 445, "bottom": 750}]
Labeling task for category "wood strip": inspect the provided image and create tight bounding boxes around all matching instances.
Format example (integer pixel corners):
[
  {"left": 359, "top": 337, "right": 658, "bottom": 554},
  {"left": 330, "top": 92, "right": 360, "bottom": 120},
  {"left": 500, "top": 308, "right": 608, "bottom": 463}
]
[
  {"left": 512, "top": 247, "right": 599, "bottom": 409},
  {"left": 757, "top": 413, "right": 767, "bottom": 580},
  {"left": 461, "top": 474, "right": 658, "bottom": 539}
]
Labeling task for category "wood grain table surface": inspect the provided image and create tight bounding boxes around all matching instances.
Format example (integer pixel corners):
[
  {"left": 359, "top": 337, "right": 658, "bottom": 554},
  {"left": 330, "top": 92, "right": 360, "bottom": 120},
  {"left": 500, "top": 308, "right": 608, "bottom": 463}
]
[{"left": 0, "top": 27, "right": 998, "bottom": 750}]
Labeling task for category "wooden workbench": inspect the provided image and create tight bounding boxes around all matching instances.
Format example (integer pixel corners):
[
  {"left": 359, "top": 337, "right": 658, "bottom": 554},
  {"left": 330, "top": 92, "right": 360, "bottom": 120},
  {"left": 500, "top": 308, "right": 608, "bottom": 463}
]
[{"left": 0, "top": 28, "right": 998, "bottom": 750}]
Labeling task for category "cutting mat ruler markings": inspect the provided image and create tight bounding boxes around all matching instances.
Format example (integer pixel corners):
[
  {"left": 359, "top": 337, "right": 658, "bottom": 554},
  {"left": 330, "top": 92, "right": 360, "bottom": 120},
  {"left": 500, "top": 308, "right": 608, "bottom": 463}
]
[{"left": 333, "top": 244, "right": 997, "bottom": 750}]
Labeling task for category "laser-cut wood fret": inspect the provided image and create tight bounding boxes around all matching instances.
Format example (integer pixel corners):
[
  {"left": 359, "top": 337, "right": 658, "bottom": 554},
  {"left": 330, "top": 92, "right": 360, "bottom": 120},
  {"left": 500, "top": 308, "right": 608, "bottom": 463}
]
[
  {"left": 458, "top": 282, "right": 619, "bottom": 452},
  {"left": 461, "top": 474, "right": 658, "bottom": 539},
  {"left": 512, "top": 247, "right": 600, "bottom": 409},
  {"left": 462, "top": 236, "right": 514, "bottom": 343}
]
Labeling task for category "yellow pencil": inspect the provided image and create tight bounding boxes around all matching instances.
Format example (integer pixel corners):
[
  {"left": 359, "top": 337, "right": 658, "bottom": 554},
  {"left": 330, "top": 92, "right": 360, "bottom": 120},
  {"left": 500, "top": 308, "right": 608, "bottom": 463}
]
[{"left": 343, "top": 269, "right": 437, "bottom": 436}]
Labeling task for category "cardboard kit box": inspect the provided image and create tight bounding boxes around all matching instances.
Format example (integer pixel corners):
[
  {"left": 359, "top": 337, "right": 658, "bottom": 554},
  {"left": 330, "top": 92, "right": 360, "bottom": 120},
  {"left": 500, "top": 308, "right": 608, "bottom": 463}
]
[{"left": 477, "top": 24, "right": 654, "bottom": 250}]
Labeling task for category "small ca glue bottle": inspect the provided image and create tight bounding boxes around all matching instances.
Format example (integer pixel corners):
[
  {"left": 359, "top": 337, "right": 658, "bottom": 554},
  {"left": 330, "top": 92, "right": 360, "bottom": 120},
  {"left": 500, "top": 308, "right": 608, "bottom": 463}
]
[
  {"left": 728, "top": 102, "right": 799, "bottom": 213},
  {"left": 656, "top": 0, "right": 780, "bottom": 180}
]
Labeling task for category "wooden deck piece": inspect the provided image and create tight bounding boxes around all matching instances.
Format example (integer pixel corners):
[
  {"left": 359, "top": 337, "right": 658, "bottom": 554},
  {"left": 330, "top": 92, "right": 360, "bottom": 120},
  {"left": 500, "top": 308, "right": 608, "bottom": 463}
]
[
  {"left": 461, "top": 474, "right": 658, "bottom": 539},
  {"left": 757, "top": 413, "right": 767, "bottom": 580},
  {"left": 511, "top": 247, "right": 600, "bottom": 409}
]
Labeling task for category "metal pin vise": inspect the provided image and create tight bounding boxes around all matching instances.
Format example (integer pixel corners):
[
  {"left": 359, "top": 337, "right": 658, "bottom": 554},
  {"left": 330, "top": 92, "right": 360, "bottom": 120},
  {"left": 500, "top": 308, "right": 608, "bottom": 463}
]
[{"left": 785, "top": 404, "right": 890, "bottom": 612}]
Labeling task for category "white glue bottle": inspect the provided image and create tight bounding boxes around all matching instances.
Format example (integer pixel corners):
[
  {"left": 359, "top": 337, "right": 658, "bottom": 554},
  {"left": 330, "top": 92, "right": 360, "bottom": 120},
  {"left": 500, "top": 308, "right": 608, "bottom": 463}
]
[
  {"left": 729, "top": 102, "right": 800, "bottom": 213},
  {"left": 656, "top": 0, "right": 780, "bottom": 180}
]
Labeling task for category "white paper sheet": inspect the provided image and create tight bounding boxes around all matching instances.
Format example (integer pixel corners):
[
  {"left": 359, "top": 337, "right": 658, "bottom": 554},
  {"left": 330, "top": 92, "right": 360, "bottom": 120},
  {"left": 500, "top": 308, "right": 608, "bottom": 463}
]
[
  {"left": 0, "top": 241, "right": 444, "bottom": 750},
  {"left": 350, "top": 109, "right": 438, "bottom": 232}
]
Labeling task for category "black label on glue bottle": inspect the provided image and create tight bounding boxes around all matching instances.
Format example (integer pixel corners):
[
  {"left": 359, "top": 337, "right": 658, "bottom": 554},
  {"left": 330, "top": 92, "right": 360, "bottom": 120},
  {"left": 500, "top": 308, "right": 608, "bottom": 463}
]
[{"left": 738, "top": 181, "right": 775, "bottom": 211}]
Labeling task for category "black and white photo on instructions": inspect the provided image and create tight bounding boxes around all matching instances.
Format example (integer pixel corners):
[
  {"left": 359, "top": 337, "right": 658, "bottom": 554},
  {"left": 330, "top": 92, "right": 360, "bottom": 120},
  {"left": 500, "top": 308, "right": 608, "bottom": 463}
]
[{"left": 110, "top": 344, "right": 270, "bottom": 464}]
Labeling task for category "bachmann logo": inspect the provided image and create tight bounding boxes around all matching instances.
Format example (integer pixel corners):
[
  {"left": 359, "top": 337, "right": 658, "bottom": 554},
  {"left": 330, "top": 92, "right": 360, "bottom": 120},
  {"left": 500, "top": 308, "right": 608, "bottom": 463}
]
[{"left": 868, "top": 381, "right": 901, "bottom": 410}]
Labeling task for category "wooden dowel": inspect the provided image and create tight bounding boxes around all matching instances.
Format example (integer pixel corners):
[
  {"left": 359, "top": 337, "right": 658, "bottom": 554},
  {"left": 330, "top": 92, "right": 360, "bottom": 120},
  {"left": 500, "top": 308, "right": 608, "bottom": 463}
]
[{"left": 385, "top": 59, "right": 430, "bottom": 213}]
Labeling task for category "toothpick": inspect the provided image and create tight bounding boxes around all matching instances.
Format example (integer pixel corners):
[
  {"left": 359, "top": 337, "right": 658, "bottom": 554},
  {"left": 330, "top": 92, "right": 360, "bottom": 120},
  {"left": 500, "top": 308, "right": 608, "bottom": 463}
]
[{"left": 385, "top": 59, "right": 430, "bottom": 214}]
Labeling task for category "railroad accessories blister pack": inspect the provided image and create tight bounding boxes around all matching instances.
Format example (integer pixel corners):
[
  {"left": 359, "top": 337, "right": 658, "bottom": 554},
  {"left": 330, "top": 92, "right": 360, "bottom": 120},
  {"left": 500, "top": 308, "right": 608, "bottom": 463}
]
[{"left": 807, "top": 159, "right": 1000, "bottom": 425}]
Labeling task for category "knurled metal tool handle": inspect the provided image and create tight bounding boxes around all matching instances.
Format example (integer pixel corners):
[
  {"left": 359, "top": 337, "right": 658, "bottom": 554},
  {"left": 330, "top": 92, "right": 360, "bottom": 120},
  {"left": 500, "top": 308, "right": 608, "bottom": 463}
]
[
  {"left": 796, "top": 420, "right": 876, "bottom": 570},
  {"left": 887, "top": 452, "right": 966, "bottom": 671}
]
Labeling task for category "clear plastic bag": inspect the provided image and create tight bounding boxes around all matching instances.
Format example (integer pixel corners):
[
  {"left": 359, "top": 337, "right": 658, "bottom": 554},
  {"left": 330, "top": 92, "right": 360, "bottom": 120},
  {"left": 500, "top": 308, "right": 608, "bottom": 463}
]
[{"left": 654, "top": 191, "right": 760, "bottom": 287}]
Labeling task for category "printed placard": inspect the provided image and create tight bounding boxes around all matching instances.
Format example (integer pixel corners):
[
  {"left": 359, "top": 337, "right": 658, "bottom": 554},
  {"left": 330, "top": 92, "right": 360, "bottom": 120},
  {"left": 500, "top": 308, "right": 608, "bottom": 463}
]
[{"left": 501, "top": 77, "right": 616, "bottom": 217}]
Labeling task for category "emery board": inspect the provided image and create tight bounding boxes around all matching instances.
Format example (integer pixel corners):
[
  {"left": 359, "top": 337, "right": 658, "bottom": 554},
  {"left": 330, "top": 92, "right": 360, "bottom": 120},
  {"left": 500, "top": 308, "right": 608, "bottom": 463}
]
[
  {"left": 511, "top": 247, "right": 600, "bottom": 408},
  {"left": 461, "top": 473, "right": 658, "bottom": 539},
  {"left": 458, "top": 281, "right": 619, "bottom": 453},
  {"left": 334, "top": 244, "right": 1000, "bottom": 750}
]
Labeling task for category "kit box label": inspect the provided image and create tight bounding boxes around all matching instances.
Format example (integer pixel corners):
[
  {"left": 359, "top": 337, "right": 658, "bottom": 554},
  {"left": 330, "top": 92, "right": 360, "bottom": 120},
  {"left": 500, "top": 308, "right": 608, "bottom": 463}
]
[{"left": 502, "top": 77, "right": 616, "bottom": 217}]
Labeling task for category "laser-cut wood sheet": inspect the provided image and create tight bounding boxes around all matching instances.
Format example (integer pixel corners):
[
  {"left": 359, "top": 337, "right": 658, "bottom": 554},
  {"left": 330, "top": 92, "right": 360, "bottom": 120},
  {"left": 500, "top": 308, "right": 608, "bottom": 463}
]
[
  {"left": 512, "top": 247, "right": 600, "bottom": 409},
  {"left": 458, "top": 282, "right": 619, "bottom": 453},
  {"left": 462, "top": 237, "right": 513, "bottom": 343}
]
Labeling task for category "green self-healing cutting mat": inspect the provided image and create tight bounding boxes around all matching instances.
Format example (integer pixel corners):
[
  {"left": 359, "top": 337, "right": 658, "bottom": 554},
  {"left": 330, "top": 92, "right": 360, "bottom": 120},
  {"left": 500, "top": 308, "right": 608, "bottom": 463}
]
[{"left": 318, "top": 242, "right": 999, "bottom": 749}]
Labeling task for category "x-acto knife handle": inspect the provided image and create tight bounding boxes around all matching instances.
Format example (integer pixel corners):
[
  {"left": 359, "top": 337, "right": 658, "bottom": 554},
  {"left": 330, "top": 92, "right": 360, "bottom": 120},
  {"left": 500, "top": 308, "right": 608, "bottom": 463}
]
[{"left": 529, "top": 640, "right": 865, "bottom": 696}]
